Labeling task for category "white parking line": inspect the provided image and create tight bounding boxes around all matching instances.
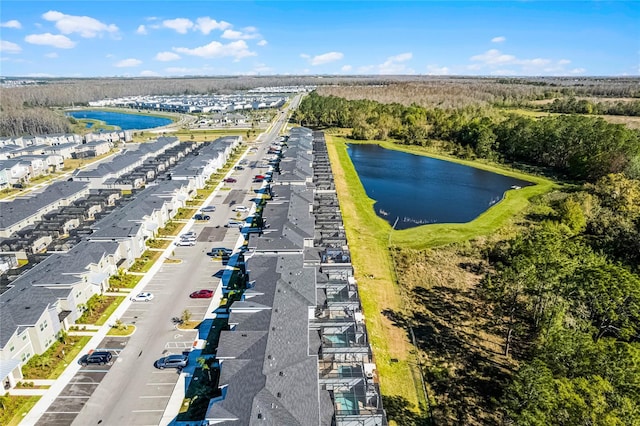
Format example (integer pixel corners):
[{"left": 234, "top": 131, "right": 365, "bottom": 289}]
[
  {"left": 139, "top": 395, "right": 169, "bottom": 398},
  {"left": 56, "top": 395, "right": 91, "bottom": 398},
  {"left": 146, "top": 382, "right": 175, "bottom": 385},
  {"left": 45, "top": 411, "right": 82, "bottom": 414},
  {"left": 132, "top": 409, "right": 165, "bottom": 413}
]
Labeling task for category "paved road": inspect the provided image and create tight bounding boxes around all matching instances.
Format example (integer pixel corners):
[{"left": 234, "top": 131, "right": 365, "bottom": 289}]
[{"left": 33, "top": 94, "right": 302, "bottom": 426}]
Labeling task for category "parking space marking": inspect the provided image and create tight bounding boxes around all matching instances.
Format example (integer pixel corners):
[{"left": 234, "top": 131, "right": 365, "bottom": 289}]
[
  {"left": 146, "top": 382, "right": 175, "bottom": 385},
  {"left": 139, "top": 395, "right": 169, "bottom": 398},
  {"left": 56, "top": 395, "right": 91, "bottom": 398},
  {"left": 44, "top": 411, "right": 82, "bottom": 414},
  {"left": 132, "top": 409, "right": 165, "bottom": 413},
  {"left": 78, "top": 369, "right": 109, "bottom": 373}
]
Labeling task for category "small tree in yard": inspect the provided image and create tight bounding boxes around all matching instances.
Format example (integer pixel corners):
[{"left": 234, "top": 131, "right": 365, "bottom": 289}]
[{"left": 197, "top": 357, "right": 212, "bottom": 382}]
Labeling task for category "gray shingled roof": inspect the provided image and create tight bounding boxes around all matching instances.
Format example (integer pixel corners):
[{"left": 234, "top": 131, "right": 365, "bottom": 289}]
[{"left": 0, "top": 181, "right": 89, "bottom": 230}]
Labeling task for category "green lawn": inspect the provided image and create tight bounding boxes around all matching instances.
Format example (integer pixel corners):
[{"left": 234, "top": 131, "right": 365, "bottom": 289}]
[
  {"left": 1, "top": 395, "right": 41, "bottom": 426},
  {"left": 21, "top": 336, "right": 91, "bottom": 379},
  {"left": 128, "top": 250, "right": 163, "bottom": 273}
]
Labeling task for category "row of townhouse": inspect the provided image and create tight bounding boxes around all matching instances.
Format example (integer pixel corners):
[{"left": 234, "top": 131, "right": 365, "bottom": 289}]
[
  {"left": 0, "top": 130, "right": 131, "bottom": 150},
  {"left": 205, "top": 128, "right": 386, "bottom": 425},
  {"left": 0, "top": 136, "right": 242, "bottom": 390},
  {"left": 90, "top": 94, "right": 286, "bottom": 114},
  {"left": 0, "top": 140, "right": 115, "bottom": 190}
]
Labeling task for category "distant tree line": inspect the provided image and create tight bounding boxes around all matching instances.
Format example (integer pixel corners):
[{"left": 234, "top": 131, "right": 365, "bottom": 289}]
[
  {"left": 482, "top": 173, "right": 640, "bottom": 424},
  {"left": 295, "top": 92, "right": 640, "bottom": 181},
  {"left": 541, "top": 97, "right": 640, "bottom": 116}
]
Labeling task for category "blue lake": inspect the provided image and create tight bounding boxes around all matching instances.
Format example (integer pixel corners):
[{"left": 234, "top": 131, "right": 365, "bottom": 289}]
[
  {"left": 67, "top": 110, "right": 173, "bottom": 130},
  {"left": 347, "top": 144, "right": 533, "bottom": 230}
]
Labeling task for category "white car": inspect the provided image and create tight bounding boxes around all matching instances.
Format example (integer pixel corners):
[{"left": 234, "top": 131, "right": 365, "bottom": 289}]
[
  {"left": 225, "top": 220, "right": 244, "bottom": 228},
  {"left": 175, "top": 240, "right": 195, "bottom": 246},
  {"left": 232, "top": 206, "right": 249, "bottom": 213},
  {"left": 180, "top": 232, "right": 196, "bottom": 238},
  {"left": 201, "top": 206, "right": 216, "bottom": 212},
  {"left": 131, "top": 292, "right": 154, "bottom": 302}
]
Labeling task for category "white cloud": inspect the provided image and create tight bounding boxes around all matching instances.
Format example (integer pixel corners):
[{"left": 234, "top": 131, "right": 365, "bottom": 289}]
[
  {"left": 310, "top": 51, "right": 344, "bottom": 66},
  {"left": 469, "top": 48, "right": 578, "bottom": 75},
  {"left": 115, "top": 58, "right": 142, "bottom": 67},
  {"left": 341, "top": 65, "right": 352, "bottom": 72},
  {"left": 300, "top": 53, "right": 310, "bottom": 59},
  {"left": 162, "top": 18, "right": 194, "bottom": 34},
  {"left": 471, "top": 49, "right": 516, "bottom": 65},
  {"left": 570, "top": 68, "right": 586, "bottom": 74},
  {"left": 257, "top": 40, "right": 268, "bottom": 47},
  {"left": 155, "top": 51, "right": 181, "bottom": 61},
  {"left": 491, "top": 36, "right": 506, "bottom": 43},
  {"left": 25, "top": 33, "right": 76, "bottom": 49},
  {"left": 426, "top": 64, "right": 449, "bottom": 75},
  {"left": 42, "top": 10, "right": 118, "bottom": 38},
  {"left": 221, "top": 29, "right": 260, "bottom": 40},
  {"left": 1, "top": 20, "right": 22, "bottom": 29},
  {"left": 136, "top": 25, "right": 147, "bottom": 35},
  {"left": 378, "top": 52, "right": 413, "bottom": 74},
  {"left": 140, "top": 70, "right": 160, "bottom": 77},
  {"left": 45, "top": 52, "right": 58, "bottom": 58},
  {"left": 195, "top": 17, "right": 231, "bottom": 34},
  {"left": 173, "top": 40, "right": 255, "bottom": 60},
  {"left": 0, "top": 40, "right": 22, "bottom": 54}
]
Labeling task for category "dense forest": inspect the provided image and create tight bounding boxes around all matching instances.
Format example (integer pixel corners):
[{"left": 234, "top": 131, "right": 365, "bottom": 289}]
[
  {"left": 539, "top": 97, "right": 640, "bottom": 116},
  {"left": 294, "top": 92, "right": 640, "bottom": 182}
]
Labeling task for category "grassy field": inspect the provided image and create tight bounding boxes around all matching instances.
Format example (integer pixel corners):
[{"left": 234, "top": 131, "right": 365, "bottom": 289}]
[
  {"left": 326, "top": 134, "right": 557, "bottom": 421},
  {"left": 502, "top": 108, "right": 640, "bottom": 129},
  {"left": 1, "top": 395, "right": 41, "bottom": 426},
  {"left": 326, "top": 135, "right": 427, "bottom": 414},
  {"left": 133, "top": 128, "right": 252, "bottom": 143}
]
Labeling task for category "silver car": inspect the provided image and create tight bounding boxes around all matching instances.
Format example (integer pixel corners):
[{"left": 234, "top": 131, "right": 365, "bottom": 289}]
[{"left": 154, "top": 354, "right": 188, "bottom": 369}]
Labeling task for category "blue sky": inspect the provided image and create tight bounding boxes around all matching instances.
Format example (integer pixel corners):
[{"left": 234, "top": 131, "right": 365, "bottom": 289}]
[{"left": 1, "top": 1, "right": 638, "bottom": 77}]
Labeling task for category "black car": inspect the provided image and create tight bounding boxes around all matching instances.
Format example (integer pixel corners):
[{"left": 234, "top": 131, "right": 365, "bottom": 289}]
[
  {"left": 79, "top": 351, "right": 112, "bottom": 366},
  {"left": 194, "top": 214, "right": 210, "bottom": 221},
  {"left": 207, "top": 247, "right": 233, "bottom": 257},
  {"left": 154, "top": 354, "right": 188, "bottom": 369}
]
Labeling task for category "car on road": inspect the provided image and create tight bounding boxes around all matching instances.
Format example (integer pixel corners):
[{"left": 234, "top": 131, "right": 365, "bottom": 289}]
[
  {"left": 194, "top": 214, "right": 210, "bottom": 221},
  {"left": 190, "top": 289, "right": 214, "bottom": 298},
  {"left": 201, "top": 206, "right": 216, "bottom": 212},
  {"left": 232, "top": 205, "right": 249, "bottom": 213},
  {"left": 225, "top": 220, "right": 244, "bottom": 228},
  {"left": 154, "top": 354, "right": 188, "bottom": 370},
  {"left": 223, "top": 177, "right": 237, "bottom": 183},
  {"left": 207, "top": 247, "right": 233, "bottom": 257},
  {"left": 175, "top": 239, "right": 195, "bottom": 246},
  {"left": 130, "top": 292, "right": 154, "bottom": 302},
  {"left": 79, "top": 351, "right": 112, "bottom": 366}
]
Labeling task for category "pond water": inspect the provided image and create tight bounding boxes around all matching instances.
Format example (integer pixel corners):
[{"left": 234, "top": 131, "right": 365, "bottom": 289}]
[
  {"left": 347, "top": 144, "right": 533, "bottom": 230},
  {"left": 67, "top": 110, "right": 173, "bottom": 130}
]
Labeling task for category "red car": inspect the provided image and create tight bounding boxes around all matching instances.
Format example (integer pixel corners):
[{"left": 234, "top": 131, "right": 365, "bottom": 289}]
[
  {"left": 254, "top": 175, "right": 266, "bottom": 180},
  {"left": 223, "top": 178, "right": 237, "bottom": 183},
  {"left": 190, "top": 289, "right": 213, "bottom": 298}
]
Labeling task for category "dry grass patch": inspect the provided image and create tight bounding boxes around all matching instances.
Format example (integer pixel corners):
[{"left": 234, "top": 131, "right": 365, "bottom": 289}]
[{"left": 393, "top": 244, "right": 517, "bottom": 425}]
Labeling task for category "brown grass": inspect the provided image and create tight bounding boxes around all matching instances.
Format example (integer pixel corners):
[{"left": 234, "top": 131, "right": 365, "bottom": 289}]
[{"left": 393, "top": 244, "right": 518, "bottom": 425}]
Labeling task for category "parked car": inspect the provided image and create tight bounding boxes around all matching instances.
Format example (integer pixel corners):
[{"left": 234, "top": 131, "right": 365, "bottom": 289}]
[
  {"left": 225, "top": 220, "right": 244, "bottom": 228},
  {"left": 175, "top": 240, "right": 195, "bottom": 247},
  {"left": 79, "top": 351, "right": 112, "bottom": 366},
  {"left": 194, "top": 214, "right": 210, "bottom": 221},
  {"left": 254, "top": 175, "right": 266, "bottom": 180},
  {"left": 181, "top": 231, "right": 196, "bottom": 238},
  {"left": 131, "top": 292, "right": 154, "bottom": 302},
  {"left": 234, "top": 165, "right": 244, "bottom": 170},
  {"left": 190, "top": 289, "right": 214, "bottom": 298},
  {"left": 154, "top": 354, "right": 188, "bottom": 370},
  {"left": 207, "top": 247, "right": 233, "bottom": 257},
  {"left": 232, "top": 205, "right": 249, "bottom": 213},
  {"left": 223, "top": 178, "right": 237, "bottom": 183},
  {"left": 201, "top": 206, "right": 216, "bottom": 212}
]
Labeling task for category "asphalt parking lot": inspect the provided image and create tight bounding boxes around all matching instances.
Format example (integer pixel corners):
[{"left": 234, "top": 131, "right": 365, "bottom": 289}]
[{"left": 36, "top": 337, "right": 128, "bottom": 426}]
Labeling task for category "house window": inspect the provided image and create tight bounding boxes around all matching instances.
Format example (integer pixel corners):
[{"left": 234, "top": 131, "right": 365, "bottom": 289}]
[
  {"left": 40, "top": 323, "right": 44, "bottom": 331},
  {"left": 22, "top": 334, "right": 27, "bottom": 341},
  {"left": 10, "top": 346, "right": 14, "bottom": 352}
]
